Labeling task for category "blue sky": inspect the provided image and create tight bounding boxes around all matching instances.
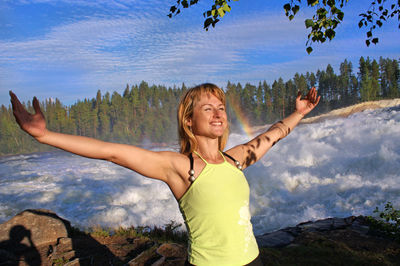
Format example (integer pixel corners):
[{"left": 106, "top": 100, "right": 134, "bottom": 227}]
[{"left": 0, "top": 0, "right": 399, "bottom": 106}]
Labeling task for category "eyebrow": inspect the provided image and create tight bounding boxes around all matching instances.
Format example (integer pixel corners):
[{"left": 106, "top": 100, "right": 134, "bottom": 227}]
[{"left": 200, "top": 103, "right": 225, "bottom": 108}]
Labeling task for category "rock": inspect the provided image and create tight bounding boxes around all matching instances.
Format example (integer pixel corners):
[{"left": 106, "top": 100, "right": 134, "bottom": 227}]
[
  {"left": 332, "top": 217, "right": 349, "bottom": 229},
  {"left": 0, "top": 209, "right": 71, "bottom": 266},
  {"left": 351, "top": 217, "right": 371, "bottom": 236},
  {"left": 297, "top": 218, "right": 334, "bottom": 231},
  {"left": 257, "top": 215, "right": 377, "bottom": 249},
  {"left": 156, "top": 243, "right": 187, "bottom": 259},
  {"left": 256, "top": 230, "right": 296, "bottom": 248},
  {"left": 155, "top": 243, "right": 187, "bottom": 266},
  {"left": 55, "top": 237, "right": 74, "bottom": 254},
  {"left": 0, "top": 209, "right": 70, "bottom": 248},
  {"left": 127, "top": 243, "right": 159, "bottom": 266}
]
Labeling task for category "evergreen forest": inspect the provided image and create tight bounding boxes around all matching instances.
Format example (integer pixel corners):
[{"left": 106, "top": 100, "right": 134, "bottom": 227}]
[{"left": 1, "top": 56, "right": 399, "bottom": 155}]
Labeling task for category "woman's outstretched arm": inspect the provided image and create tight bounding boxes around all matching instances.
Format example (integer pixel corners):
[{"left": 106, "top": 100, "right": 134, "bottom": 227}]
[
  {"left": 226, "top": 87, "right": 320, "bottom": 169},
  {"left": 9, "top": 91, "right": 178, "bottom": 183}
]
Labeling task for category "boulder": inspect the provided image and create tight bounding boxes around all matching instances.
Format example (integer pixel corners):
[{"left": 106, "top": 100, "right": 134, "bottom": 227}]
[
  {"left": 256, "top": 230, "right": 295, "bottom": 248},
  {"left": 156, "top": 243, "right": 187, "bottom": 259},
  {"left": 0, "top": 209, "right": 70, "bottom": 248}
]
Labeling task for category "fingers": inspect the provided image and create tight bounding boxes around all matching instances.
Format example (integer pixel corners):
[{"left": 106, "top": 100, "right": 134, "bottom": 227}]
[
  {"left": 33, "top": 97, "right": 44, "bottom": 116},
  {"left": 9, "top": 91, "right": 24, "bottom": 114},
  {"left": 315, "top": 95, "right": 321, "bottom": 105},
  {"left": 296, "top": 91, "right": 302, "bottom": 100},
  {"left": 310, "top": 88, "right": 320, "bottom": 106}
]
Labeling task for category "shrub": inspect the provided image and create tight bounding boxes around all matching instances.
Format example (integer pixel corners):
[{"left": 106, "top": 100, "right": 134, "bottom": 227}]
[{"left": 366, "top": 201, "right": 400, "bottom": 242}]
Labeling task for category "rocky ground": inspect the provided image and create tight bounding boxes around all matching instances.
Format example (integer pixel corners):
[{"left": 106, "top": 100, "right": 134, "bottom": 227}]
[{"left": 1, "top": 209, "right": 399, "bottom": 265}]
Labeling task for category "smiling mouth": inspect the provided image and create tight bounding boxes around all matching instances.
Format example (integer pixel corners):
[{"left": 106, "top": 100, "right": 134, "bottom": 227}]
[{"left": 211, "top": 122, "right": 222, "bottom": 126}]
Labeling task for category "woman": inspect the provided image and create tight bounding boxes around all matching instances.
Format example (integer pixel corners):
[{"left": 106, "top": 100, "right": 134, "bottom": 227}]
[{"left": 10, "top": 84, "right": 319, "bottom": 265}]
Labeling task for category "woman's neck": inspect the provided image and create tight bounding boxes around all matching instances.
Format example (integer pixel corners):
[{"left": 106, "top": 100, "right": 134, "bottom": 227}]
[{"left": 195, "top": 137, "right": 222, "bottom": 163}]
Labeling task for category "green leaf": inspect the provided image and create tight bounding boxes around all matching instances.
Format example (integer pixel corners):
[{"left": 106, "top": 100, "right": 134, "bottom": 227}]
[
  {"left": 218, "top": 7, "right": 225, "bottom": 18},
  {"left": 327, "top": 0, "right": 335, "bottom": 7},
  {"left": 293, "top": 5, "right": 300, "bottom": 15},
  {"left": 204, "top": 18, "right": 213, "bottom": 29},
  {"left": 337, "top": 11, "right": 344, "bottom": 20},
  {"left": 305, "top": 19, "right": 314, "bottom": 28},
  {"left": 367, "top": 30, "right": 372, "bottom": 37},
  {"left": 325, "top": 28, "right": 335, "bottom": 40},
  {"left": 283, "top": 3, "right": 291, "bottom": 12},
  {"left": 358, "top": 21, "right": 363, "bottom": 28},
  {"left": 222, "top": 4, "right": 231, "bottom": 12},
  {"left": 371, "top": 37, "right": 379, "bottom": 44},
  {"left": 306, "top": 46, "right": 313, "bottom": 54},
  {"left": 289, "top": 15, "right": 294, "bottom": 20},
  {"left": 307, "top": 0, "right": 319, "bottom": 7},
  {"left": 366, "top": 39, "right": 371, "bottom": 46}
]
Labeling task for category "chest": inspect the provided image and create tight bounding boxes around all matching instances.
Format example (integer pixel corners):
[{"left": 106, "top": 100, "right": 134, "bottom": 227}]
[{"left": 183, "top": 163, "right": 250, "bottom": 209}]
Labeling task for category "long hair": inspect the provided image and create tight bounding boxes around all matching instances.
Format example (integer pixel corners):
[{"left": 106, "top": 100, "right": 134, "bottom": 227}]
[{"left": 177, "top": 83, "right": 229, "bottom": 155}]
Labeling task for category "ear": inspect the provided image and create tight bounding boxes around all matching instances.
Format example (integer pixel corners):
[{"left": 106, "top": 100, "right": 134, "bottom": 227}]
[{"left": 186, "top": 117, "right": 192, "bottom": 127}]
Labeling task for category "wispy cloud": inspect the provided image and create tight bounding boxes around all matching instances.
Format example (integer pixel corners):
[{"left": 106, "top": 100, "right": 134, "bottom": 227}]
[{"left": 0, "top": 1, "right": 399, "bottom": 105}]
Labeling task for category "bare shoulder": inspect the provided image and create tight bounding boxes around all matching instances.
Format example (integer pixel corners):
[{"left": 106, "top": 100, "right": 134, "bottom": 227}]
[
  {"left": 155, "top": 150, "right": 188, "bottom": 163},
  {"left": 225, "top": 144, "right": 246, "bottom": 159},
  {"left": 155, "top": 150, "right": 190, "bottom": 178},
  {"left": 156, "top": 151, "right": 192, "bottom": 199},
  {"left": 225, "top": 143, "right": 258, "bottom": 169}
]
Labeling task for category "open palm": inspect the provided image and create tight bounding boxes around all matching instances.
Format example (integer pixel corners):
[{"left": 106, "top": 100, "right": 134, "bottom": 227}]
[
  {"left": 295, "top": 87, "right": 320, "bottom": 116},
  {"left": 9, "top": 91, "right": 47, "bottom": 139}
]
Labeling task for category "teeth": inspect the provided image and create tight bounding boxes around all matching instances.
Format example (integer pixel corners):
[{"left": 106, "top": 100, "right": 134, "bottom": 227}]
[{"left": 211, "top": 122, "right": 222, "bottom": 125}]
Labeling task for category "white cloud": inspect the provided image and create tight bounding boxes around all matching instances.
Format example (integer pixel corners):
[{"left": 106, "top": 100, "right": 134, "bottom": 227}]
[{"left": 0, "top": 1, "right": 399, "bottom": 106}]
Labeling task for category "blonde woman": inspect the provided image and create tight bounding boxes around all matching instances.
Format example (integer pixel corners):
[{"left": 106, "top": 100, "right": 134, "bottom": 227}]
[{"left": 10, "top": 83, "right": 319, "bottom": 265}]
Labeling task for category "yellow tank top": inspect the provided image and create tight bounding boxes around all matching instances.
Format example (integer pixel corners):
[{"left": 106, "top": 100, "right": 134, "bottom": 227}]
[{"left": 179, "top": 151, "right": 259, "bottom": 266}]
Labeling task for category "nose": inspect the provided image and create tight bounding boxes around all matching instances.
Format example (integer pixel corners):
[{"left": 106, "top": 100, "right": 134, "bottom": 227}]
[{"left": 213, "top": 108, "right": 222, "bottom": 117}]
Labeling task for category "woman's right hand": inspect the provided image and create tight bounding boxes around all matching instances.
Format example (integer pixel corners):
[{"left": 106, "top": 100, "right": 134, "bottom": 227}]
[{"left": 9, "top": 91, "right": 47, "bottom": 140}]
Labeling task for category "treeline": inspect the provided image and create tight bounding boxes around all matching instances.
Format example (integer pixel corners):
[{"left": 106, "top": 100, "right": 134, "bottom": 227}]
[{"left": 0, "top": 56, "right": 399, "bottom": 155}]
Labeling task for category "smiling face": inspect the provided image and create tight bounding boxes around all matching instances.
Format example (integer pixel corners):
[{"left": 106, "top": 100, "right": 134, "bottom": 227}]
[
  {"left": 177, "top": 83, "right": 229, "bottom": 154},
  {"left": 187, "top": 92, "right": 228, "bottom": 139}
]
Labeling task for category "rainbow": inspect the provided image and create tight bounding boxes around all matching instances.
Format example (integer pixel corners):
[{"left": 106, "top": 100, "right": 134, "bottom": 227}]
[{"left": 226, "top": 97, "right": 254, "bottom": 139}]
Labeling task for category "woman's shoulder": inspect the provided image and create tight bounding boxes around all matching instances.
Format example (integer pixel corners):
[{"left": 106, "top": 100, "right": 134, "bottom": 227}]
[
  {"left": 156, "top": 150, "right": 188, "bottom": 159},
  {"left": 155, "top": 150, "right": 190, "bottom": 170}
]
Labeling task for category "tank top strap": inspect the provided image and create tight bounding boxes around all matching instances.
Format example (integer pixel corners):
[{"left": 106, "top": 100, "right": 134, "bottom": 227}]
[
  {"left": 193, "top": 151, "right": 208, "bottom": 164},
  {"left": 218, "top": 150, "right": 227, "bottom": 162},
  {"left": 192, "top": 151, "right": 226, "bottom": 164}
]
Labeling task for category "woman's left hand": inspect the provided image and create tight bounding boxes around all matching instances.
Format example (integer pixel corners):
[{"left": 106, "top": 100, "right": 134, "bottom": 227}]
[{"left": 295, "top": 87, "right": 320, "bottom": 116}]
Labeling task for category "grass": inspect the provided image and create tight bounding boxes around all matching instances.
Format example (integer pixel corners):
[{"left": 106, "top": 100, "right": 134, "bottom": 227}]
[{"left": 72, "top": 220, "right": 188, "bottom": 244}]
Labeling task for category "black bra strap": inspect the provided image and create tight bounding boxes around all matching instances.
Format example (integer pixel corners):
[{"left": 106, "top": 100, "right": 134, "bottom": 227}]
[
  {"left": 189, "top": 152, "right": 239, "bottom": 168},
  {"left": 222, "top": 152, "right": 238, "bottom": 163},
  {"left": 188, "top": 153, "right": 194, "bottom": 171}
]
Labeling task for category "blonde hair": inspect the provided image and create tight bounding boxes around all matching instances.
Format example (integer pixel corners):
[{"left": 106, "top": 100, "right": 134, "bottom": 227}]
[{"left": 177, "top": 83, "right": 229, "bottom": 155}]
